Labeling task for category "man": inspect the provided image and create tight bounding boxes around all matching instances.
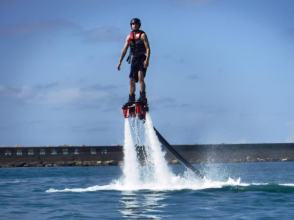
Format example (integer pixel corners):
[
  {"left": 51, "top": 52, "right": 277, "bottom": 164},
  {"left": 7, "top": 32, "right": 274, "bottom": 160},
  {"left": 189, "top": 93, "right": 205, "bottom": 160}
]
[{"left": 117, "top": 18, "right": 150, "bottom": 107}]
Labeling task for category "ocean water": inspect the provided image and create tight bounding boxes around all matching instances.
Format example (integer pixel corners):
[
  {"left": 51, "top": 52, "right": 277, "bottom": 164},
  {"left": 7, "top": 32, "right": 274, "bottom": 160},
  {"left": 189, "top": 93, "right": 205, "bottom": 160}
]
[
  {"left": 1, "top": 162, "right": 294, "bottom": 220},
  {"left": 1, "top": 114, "right": 293, "bottom": 219}
]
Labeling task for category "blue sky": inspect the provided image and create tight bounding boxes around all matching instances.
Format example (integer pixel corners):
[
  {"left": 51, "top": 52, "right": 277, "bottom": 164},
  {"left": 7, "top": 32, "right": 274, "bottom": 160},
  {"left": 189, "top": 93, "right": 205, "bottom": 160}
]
[{"left": 0, "top": 0, "right": 294, "bottom": 146}]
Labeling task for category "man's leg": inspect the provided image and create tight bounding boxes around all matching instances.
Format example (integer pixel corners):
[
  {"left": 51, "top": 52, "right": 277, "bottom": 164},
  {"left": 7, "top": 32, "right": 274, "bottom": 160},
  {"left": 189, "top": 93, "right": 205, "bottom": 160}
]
[
  {"left": 137, "top": 71, "right": 147, "bottom": 103},
  {"left": 130, "top": 78, "right": 136, "bottom": 95},
  {"left": 123, "top": 78, "right": 136, "bottom": 107},
  {"left": 138, "top": 70, "right": 145, "bottom": 92}
]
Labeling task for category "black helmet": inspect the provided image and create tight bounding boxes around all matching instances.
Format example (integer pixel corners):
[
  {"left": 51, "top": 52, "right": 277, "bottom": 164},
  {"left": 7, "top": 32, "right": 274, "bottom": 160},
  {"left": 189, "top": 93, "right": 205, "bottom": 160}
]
[{"left": 130, "top": 18, "right": 141, "bottom": 28}]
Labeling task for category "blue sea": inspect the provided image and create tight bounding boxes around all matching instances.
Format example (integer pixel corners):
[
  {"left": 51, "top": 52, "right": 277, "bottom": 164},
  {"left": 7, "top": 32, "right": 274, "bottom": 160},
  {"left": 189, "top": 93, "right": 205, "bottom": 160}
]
[{"left": 1, "top": 162, "right": 294, "bottom": 219}]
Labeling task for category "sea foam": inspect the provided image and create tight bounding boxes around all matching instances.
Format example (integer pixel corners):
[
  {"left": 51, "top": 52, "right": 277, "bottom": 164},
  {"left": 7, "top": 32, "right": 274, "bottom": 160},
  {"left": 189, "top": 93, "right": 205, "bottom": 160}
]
[{"left": 47, "top": 112, "right": 247, "bottom": 193}]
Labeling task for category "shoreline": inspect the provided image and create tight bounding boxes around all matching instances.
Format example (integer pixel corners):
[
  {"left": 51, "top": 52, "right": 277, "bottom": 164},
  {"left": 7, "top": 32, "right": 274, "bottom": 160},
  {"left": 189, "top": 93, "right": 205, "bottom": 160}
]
[{"left": 1, "top": 143, "right": 293, "bottom": 168}]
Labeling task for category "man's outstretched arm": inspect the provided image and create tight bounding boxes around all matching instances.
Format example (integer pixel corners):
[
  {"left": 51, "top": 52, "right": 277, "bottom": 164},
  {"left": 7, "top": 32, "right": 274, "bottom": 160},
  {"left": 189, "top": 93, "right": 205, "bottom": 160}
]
[{"left": 117, "top": 36, "right": 130, "bottom": 71}]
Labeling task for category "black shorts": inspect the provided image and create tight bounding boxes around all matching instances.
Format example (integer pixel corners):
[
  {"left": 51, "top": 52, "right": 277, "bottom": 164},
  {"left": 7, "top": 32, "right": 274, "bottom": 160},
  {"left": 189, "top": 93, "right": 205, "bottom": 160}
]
[{"left": 129, "top": 55, "right": 147, "bottom": 83}]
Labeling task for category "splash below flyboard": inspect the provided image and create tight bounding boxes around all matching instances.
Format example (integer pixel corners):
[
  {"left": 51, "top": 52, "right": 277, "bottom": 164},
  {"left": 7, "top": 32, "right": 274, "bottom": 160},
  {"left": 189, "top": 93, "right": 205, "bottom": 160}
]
[{"left": 122, "top": 102, "right": 204, "bottom": 179}]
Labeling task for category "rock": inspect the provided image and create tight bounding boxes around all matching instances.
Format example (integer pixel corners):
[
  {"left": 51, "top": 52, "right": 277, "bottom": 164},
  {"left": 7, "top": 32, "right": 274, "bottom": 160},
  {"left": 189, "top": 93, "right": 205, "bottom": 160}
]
[
  {"left": 36, "top": 163, "right": 44, "bottom": 167},
  {"left": 23, "top": 162, "right": 37, "bottom": 167},
  {"left": 108, "top": 160, "right": 118, "bottom": 166},
  {"left": 45, "top": 163, "right": 53, "bottom": 167},
  {"left": 96, "top": 161, "right": 102, "bottom": 165},
  {"left": 246, "top": 156, "right": 252, "bottom": 162},
  {"left": 29, "top": 162, "right": 37, "bottom": 167},
  {"left": 15, "top": 144, "right": 22, "bottom": 147},
  {"left": 66, "top": 161, "right": 74, "bottom": 166},
  {"left": 54, "top": 162, "right": 65, "bottom": 166},
  {"left": 88, "top": 161, "right": 99, "bottom": 166},
  {"left": 24, "top": 162, "right": 37, "bottom": 167},
  {"left": 257, "top": 158, "right": 264, "bottom": 162},
  {"left": 2, "top": 163, "right": 15, "bottom": 168},
  {"left": 75, "top": 161, "right": 83, "bottom": 166},
  {"left": 14, "top": 162, "right": 26, "bottom": 167},
  {"left": 171, "top": 159, "right": 179, "bottom": 164},
  {"left": 82, "top": 161, "right": 90, "bottom": 166},
  {"left": 282, "top": 158, "right": 288, "bottom": 162},
  {"left": 102, "top": 161, "right": 110, "bottom": 166}
]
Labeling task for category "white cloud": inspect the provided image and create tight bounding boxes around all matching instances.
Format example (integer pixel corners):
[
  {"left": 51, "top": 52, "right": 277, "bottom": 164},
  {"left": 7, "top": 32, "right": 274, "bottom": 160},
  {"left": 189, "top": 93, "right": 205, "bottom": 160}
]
[
  {"left": 0, "top": 20, "right": 81, "bottom": 36},
  {"left": 0, "top": 82, "right": 114, "bottom": 106},
  {"left": 77, "top": 26, "right": 124, "bottom": 44},
  {"left": 148, "top": 95, "right": 175, "bottom": 104}
]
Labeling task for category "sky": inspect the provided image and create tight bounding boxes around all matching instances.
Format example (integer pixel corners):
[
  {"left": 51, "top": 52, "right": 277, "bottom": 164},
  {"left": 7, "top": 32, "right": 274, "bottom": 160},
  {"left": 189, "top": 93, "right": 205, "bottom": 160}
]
[{"left": 0, "top": 0, "right": 294, "bottom": 146}]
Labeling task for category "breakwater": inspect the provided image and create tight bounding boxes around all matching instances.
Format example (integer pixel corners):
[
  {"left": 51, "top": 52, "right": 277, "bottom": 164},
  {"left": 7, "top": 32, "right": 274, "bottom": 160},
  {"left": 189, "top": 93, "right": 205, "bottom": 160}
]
[{"left": 0, "top": 143, "right": 294, "bottom": 168}]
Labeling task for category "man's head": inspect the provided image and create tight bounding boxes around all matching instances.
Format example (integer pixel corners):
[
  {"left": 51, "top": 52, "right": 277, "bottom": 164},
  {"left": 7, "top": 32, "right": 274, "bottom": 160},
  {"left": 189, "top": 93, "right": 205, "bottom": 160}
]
[{"left": 130, "top": 18, "right": 141, "bottom": 31}]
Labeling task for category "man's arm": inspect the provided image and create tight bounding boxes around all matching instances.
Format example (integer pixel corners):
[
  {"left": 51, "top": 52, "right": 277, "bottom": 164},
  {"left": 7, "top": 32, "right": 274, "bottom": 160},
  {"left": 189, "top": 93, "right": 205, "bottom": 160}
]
[
  {"left": 141, "top": 33, "right": 150, "bottom": 68},
  {"left": 117, "top": 36, "right": 130, "bottom": 71}
]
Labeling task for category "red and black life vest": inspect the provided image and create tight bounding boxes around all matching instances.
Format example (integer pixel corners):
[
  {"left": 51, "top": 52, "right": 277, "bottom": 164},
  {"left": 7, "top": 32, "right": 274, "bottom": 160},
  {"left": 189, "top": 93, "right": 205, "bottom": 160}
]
[{"left": 128, "top": 30, "right": 146, "bottom": 56}]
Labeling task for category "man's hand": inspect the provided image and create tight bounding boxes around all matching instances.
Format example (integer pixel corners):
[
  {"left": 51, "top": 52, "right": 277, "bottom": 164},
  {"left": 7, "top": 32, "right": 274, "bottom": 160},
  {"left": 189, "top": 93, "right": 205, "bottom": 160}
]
[
  {"left": 143, "top": 59, "right": 149, "bottom": 68},
  {"left": 117, "top": 62, "right": 121, "bottom": 71}
]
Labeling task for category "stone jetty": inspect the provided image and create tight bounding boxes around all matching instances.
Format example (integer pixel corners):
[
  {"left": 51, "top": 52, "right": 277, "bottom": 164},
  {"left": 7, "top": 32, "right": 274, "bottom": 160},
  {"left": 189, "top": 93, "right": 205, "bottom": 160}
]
[{"left": 0, "top": 143, "right": 293, "bottom": 168}]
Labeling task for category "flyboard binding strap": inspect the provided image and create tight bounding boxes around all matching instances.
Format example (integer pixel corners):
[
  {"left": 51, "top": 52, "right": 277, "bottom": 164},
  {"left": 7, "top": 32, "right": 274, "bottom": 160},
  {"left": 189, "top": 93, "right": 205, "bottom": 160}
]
[{"left": 126, "top": 54, "right": 132, "bottom": 64}]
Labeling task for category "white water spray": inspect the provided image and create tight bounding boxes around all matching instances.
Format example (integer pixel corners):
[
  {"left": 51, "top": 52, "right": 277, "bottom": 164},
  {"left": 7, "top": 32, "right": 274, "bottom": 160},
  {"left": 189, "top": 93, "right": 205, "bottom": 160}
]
[
  {"left": 130, "top": 117, "right": 142, "bottom": 146},
  {"left": 122, "top": 112, "right": 202, "bottom": 189},
  {"left": 47, "top": 112, "right": 247, "bottom": 193},
  {"left": 122, "top": 119, "right": 140, "bottom": 188},
  {"left": 143, "top": 113, "right": 175, "bottom": 186}
]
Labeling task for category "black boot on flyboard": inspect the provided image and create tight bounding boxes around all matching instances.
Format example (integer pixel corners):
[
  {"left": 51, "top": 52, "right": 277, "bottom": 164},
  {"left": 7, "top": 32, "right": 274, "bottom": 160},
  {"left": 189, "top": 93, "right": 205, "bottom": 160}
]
[
  {"left": 122, "top": 92, "right": 148, "bottom": 121},
  {"left": 123, "top": 94, "right": 135, "bottom": 108},
  {"left": 136, "top": 91, "right": 147, "bottom": 105}
]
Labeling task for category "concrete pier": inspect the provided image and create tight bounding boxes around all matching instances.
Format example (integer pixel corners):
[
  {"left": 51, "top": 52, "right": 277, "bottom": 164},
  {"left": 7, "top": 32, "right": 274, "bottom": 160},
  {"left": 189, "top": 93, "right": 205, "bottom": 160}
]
[{"left": 0, "top": 143, "right": 294, "bottom": 168}]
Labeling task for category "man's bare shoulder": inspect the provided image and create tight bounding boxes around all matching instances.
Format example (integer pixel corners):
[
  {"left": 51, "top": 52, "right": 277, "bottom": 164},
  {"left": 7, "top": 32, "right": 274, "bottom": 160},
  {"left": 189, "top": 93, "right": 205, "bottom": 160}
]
[
  {"left": 141, "top": 32, "right": 148, "bottom": 40},
  {"left": 126, "top": 34, "right": 130, "bottom": 41}
]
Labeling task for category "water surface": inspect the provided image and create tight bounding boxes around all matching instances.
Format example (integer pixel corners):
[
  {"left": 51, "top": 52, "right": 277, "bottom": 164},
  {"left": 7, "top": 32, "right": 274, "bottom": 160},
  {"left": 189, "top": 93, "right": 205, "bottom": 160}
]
[{"left": 1, "top": 162, "right": 294, "bottom": 219}]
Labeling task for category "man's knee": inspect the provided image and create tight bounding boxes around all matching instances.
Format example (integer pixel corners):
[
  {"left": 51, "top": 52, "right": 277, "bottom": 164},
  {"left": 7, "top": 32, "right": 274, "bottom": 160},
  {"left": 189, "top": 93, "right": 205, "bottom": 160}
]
[
  {"left": 130, "top": 78, "right": 136, "bottom": 85},
  {"left": 138, "top": 72, "right": 145, "bottom": 82}
]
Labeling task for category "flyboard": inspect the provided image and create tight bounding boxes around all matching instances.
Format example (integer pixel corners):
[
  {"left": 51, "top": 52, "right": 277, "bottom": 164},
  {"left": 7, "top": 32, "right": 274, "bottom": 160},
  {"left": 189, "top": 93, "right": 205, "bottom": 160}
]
[{"left": 122, "top": 102, "right": 204, "bottom": 179}]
